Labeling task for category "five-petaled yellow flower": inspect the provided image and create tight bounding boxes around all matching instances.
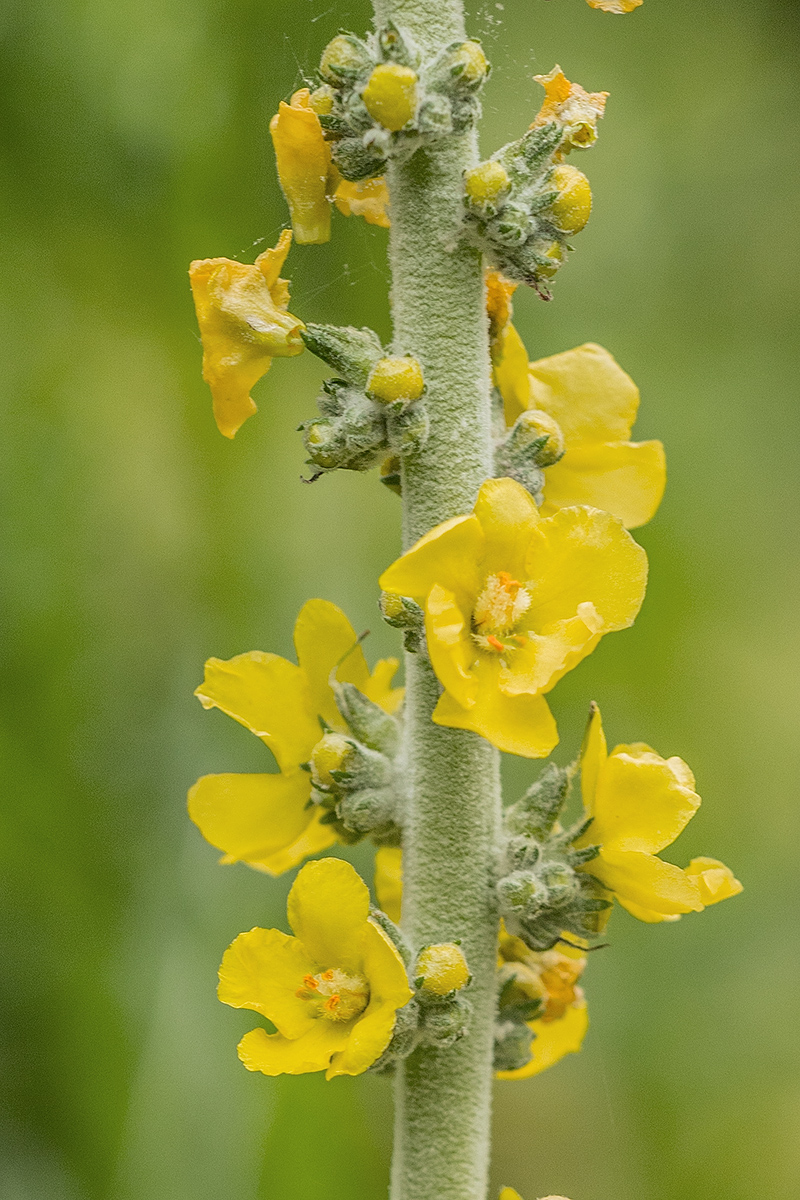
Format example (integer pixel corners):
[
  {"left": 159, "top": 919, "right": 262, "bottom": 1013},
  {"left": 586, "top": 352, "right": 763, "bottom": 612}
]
[
  {"left": 189, "top": 231, "right": 305, "bottom": 438},
  {"left": 218, "top": 857, "right": 413, "bottom": 1078},
  {"left": 576, "top": 703, "right": 743, "bottom": 922},
  {"left": 531, "top": 66, "right": 608, "bottom": 151},
  {"left": 496, "top": 926, "right": 588, "bottom": 1080},
  {"left": 487, "top": 271, "right": 666, "bottom": 530},
  {"left": 270, "top": 89, "right": 390, "bottom": 244},
  {"left": 379, "top": 477, "right": 647, "bottom": 758},
  {"left": 189, "top": 599, "right": 402, "bottom": 875}
]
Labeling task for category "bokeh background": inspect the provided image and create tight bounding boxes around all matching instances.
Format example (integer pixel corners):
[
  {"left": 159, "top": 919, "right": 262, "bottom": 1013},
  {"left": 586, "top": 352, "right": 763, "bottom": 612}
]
[{"left": 2, "top": 0, "right": 799, "bottom": 1197}]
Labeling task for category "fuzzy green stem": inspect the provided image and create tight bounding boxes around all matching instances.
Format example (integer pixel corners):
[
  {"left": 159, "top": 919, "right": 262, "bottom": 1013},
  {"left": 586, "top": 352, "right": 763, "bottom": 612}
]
[{"left": 376, "top": 4, "right": 502, "bottom": 1200}]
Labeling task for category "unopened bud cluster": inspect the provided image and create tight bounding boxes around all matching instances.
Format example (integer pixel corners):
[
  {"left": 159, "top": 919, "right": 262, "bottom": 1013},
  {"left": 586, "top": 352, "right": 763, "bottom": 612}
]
[
  {"left": 314, "top": 23, "right": 489, "bottom": 181},
  {"left": 493, "top": 407, "right": 566, "bottom": 503},
  {"left": 463, "top": 124, "right": 593, "bottom": 297},
  {"left": 306, "top": 679, "right": 403, "bottom": 844},
  {"left": 299, "top": 323, "right": 428, "bottom": 479},
  {"left": 496, "top": 764, "right": 609, "bottom": 951},
  {"left": 379, "top": 591, "right": 426, "bottom": 653}
]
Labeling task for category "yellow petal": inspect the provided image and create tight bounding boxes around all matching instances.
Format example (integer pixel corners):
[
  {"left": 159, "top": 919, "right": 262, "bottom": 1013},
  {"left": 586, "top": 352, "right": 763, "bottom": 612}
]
[
  {"left": 685, "top": 857, "right": 743, "bottom": 906},
  {"left": 363, "top": 658, "right": 403, "bottom": 714},
  {"left": 194, "top": 651, "right": 320, "bottom": 771},
  {"left": 499, "top": 1190, "right": 523, "bottom": 1200},
  {"left": 379, "top": 513, "right": 485, "bottom": 607},
  {"left": 326, "top": 919, "right": 413, "bottom": 1078},
  {"left": 474, "top": 477, "right": 541, "bottom": 580},
  {"left": 217, "top": 927, "right": 317, "bottom": 1038},
  {"left": 541, "top": 440, "right": 666, "bottom": 530},
  {"left": 254, "top": 228, "right": 293, "bottom": 300},
  {"left": 188, "top": 769, "right": 325, "bottom": 872},
  {"left": 269, "top": 89, "right": 333, "bottom": 245},
  {"left": 590, "top": 849, "right": 704, "bottom": 915},
  {"left": 334, "top": 177, "right": 391, "bottom": 228},
  {"left": 433, "top": 667, "right": 558, "bottom": 759},
  {"left": 188, "top": 244, "right": 305, "bottom": 438},
  {"left": 496, "top": 1001, "right": 588, "bottom": 1080},
  {"left": 425, "top": 583, "right": 479, "bottom": 709},
  {"left": 525, "top": 506, "right": 648, "bottom": 634},
  {"left": 502, "top": 611, "right": 603, "bottom": 697},
  {"left": 580, "top": 702, "right": 607, "bottom": 815},
  {"left": 374, "top": 846, "right": 403, "bottom": 924},
  {"left": 293, "top": 598, "right": 370, "bottom": 727},
  {"left": 528, "top": 343, "right": 639, "bottom": 446},
  {"left": 288, "top": 857, "right": 370, "bottom": 972},
  {"left": 588, "top": 747, "right": 701, "bottom": 854},
  {"left": 616, "top": 896, "right": 681, "bottom": 923},
  {"left": 587, "top": 0, "right": 643, "bottom": 12},
  {"left": 237, "top": 1021, "right": 350, "bottom": 1076},
  {"left": 494, "top": 321, "right": 532, "bottom": 425}
]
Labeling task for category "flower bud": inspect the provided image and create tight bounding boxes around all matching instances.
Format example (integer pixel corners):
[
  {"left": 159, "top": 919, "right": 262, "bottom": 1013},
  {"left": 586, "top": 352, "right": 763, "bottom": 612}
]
[
  {"left": 367, "top": 356, "right": 425, "bottom": 404},
  {"left": 537, "top": 241, "right": 567, "bottom": 280},
  {"left": 362, "top": 63, "right": 418, "bottom": 131},
  {"left": 493, "top": 1018, "right": 533, "bottom": 1073},
  {"left": 301, "top": 322, "right": 384, "bottom": 387},
  {"left": 319, "top": 34, "right": 372, "bottom": 84},
  {"left": 303, "top": 419, "right": 346, "bottom": 470},
  {"left": 309, "top": 85, "right": 335, "bottom": 115},
  {"left": 310, "top": 732, "right": 353, "bottom": 787},
  {"left": 507, "top": 408, "right": 565, "bottom": 467},
  {"left": 332, "top": 679, "right": 401, "bottom": 756},
  {"left": 416, "top": 943, "right": 471, "bottom": 996},
  {"left": 332, "top": 136, "right": 388, "bottom": 183},
  {"left": 421, "top": 995, "right": 472, "bottom": 1046},
  {"left": 380, "top": 456, "right": 402, "bottom": 495},
  {"left": 447, "top": 40, "right": 489, "bottom": 91},
  {"left": 337, "top": 786, "right": 396, "bottom": 834},
  {"left": 464, "top": 160, "right": 510, "bottom": 207},
  {"left": 548, "top": 163, "right": 592, "bottom": 233},
  {"left": 389, "top": 403, "right": 429, "bottom": 457}
]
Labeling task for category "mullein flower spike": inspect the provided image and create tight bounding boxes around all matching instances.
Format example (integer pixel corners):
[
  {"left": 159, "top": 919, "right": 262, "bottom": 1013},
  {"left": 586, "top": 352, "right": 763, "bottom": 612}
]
[
  {"left": 188, "top": 599, "right": 402, "bottom": 874},
  {"left": 189, "top": 232, "right": 304, "bottom": 438},
  {"left": 219, "top": 857, "right": 413, "bottom": 1078},
  {"left": 379, "top": 476, "right": 647, "bottom": 757},
  {"left": 487, "top": 271, "right": 667, "bottom": 529}
]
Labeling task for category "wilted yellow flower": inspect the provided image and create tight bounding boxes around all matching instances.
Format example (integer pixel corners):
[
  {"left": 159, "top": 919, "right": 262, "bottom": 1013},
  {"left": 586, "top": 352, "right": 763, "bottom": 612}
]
[
  {"left": 218, "top": 857, "right": 413, "bottom": 1079},
  {"left": 531, "top": 66, "right": 608, "bottom": 151},
  {"left": 587, "top": 0, "right": 642, "bottom": 12},
  {"left": 188, "top": 599, "right": 402, "bottom": 875},
  {"left": 334, "top": 176, "right": 391, "bottom": 228},
  {"left": 379, "top": 477, "right": 647, "bottom": 757},
  {"left": 496, "top": 927, "right": 588, "bottom": 1079},
  {"left": 189, "top": 232, "right": 305, "bottom": 438},
  {"left": 489, "top": 284, "right": 666, "bottom": 530},
  {"left": 374, "top": 845, "right": 403, "bottom": 923},
  {"left": 575, "top": 704, "right": 743, "bottom": 922},
  {"left": 270, "top": 89, "right": 335, "bottom": 245}
]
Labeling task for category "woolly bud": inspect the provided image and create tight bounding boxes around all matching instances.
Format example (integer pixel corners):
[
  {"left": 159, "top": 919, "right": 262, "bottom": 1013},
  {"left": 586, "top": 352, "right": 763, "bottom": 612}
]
[
  {"left": 415, "top": 943, "right": 471, "bottom": 996},
  {"left": 362, "top": 63, "right": 418, "bottom": 131},
  {"left": 319, "top": 34, "right": 372, "bottom": 84},
  {"left": 548, "top": 163, "right": 592, "bottom": 234},
  {"left": 310, "top": 732, "right": 353, "bottom": 788},
  {"left": 464, "top": 160, "right": 510, "bottom": 208},
  {"left": 367, "top": 356, "right": 425, "bottom": 405}
]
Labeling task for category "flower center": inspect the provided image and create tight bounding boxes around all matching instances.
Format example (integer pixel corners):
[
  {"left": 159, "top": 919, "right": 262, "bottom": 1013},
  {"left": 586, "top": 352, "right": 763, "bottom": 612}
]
[
  {"left": 296, "top": 968, "right": 370, "bottom": 1022},
  {"left": 538, "top": 953, "right": 584, "bottom": 1023},
  {"left": 472, "top": 571, "right": 531, "bottom": 653}
]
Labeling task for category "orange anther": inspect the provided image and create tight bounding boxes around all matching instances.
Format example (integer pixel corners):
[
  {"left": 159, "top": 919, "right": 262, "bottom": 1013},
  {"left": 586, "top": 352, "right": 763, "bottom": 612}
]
[
  {"left": 324, "top": 994, "right": 341, "bottom": 1012},
  {"left": 487, "top": 635, "right": 505, "bottom": 652},
  {"left": 302, "top": 974, "right": 319, "bottom": 990},
  {"left": 321, "top": 969, "right": 334, "bottom": 981}
]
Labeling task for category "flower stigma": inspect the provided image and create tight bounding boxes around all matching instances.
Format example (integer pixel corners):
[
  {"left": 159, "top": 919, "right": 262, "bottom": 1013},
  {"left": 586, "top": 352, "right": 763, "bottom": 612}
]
[{"left": 472, "top": 571, "right": 531, "bottom": 654}]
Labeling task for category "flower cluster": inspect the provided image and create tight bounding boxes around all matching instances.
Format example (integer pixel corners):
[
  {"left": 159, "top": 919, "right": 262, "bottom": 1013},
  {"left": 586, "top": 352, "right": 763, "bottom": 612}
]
[{"left": 463, "top": 68, "right": 607, "bottom": 296}]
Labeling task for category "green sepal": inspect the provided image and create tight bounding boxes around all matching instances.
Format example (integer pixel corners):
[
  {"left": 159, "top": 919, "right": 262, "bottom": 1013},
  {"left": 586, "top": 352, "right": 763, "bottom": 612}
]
[{"left": 301, "top": 323, "right": 383, "bottom": 387}]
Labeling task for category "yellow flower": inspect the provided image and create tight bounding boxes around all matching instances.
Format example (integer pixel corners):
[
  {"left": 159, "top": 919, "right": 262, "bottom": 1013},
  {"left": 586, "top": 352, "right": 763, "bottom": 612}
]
[
  {"left": 531, "top": 66, "right": 608, "bottom": 151},
  {"left": 575, "top": 704, "right": 743, "bottom": 921},
  {"left": 188, "top": 599, "right": 402, "bottom": 875},
  {"left": 587, "top": 0, "right": 642, "bottom": 12},
  {"left": 218, "top": 857, "right": 413, "bottom": 1079},
  {"left": 333, "top": 177, "right": 391, "bottom": 228},
  {"left": 270, "top": 89, "right": 335, "bottom": 245},
  {"left": 496, "top": 927, "right": 588, "bottom": 1080},
  {"left": 374, "top": 845, "right": 403, "bottom": 923},
  {"left": 488, "top": 280, "right": 666, "bottom": 530},
  {"left": 189, "top": 232, "right": 305, "bottom": 438},
  {"left": 379, "top": 477, "right": 647, "bottom": 758}
]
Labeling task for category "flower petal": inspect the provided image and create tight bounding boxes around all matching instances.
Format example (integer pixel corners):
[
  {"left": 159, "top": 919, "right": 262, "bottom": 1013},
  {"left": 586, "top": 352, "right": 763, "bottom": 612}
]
[
  {"left": 474, "top": 477, "right": 541, "bottom": 580},
  {"left": 237, "top": 1021, "right": 350, "bottom": 1076},
  {"left": 270, "top": 90, "right": 332, "bottom": 245},
  {"left": 433, "top": 667, "right": 558, "bottom": 759},
  {"left": 616, "top": 896, "right": 681, "bottom": 923},
  {"left": 501, "top": 612, "right": 603, "bottom": 696},
  {"left": 363, "top": 658, "right": 403, "bottom": 714},
  {"left": 685, "top": 857, "right": 743, "bottom": 906},
  {"left": 580, "top": 702, "right": 607, "bottom": 815},
  {"left": 590, "top": 849, "right": 704, "bottom": 915},
  {"left": 326, "top": 919, "right": 413, "bottom": 1078},
  {"left": 590, "top": 748, "right": 701, "bottom": 854},
  {"left": 379, "top": 514, "right": 484, "bottom": 607},
  {"left": 542, "top": 440, "right": 666, "bottom": 530},
  {"left": 494, "top": 321, "right": 533, "bottom": 425},
  {"left": 288, "top": 857, "right": 370, "bottom": 972},
  {"left": 525, "top": 506, "right": 648, "bottom": 633},
  {"left": 293, "top": 598, "right": 370, "bottom": 727},
  {"left": 528, "top": 343, "right": 639, "bottom": 446},
  {"left": 426, "top": 583, "right": 479, "bottom": 709},
  {"left": 374, "top": 846, "right": 403, "bottom": 924},
  {"left": 195, "top": 651, "right": 320, "bottom": 771},
  {"left": 334, "top": 177, "right": 391, "bottom": 228},
  {"left": 217, "top": 927, "right": 317, "bottom": 1038},
  {"left": 496, "top": 1002, "right": 588, "bottom": 1080},
  {"left": 188, "top": 769, "right": 324, "bottom": 873}
]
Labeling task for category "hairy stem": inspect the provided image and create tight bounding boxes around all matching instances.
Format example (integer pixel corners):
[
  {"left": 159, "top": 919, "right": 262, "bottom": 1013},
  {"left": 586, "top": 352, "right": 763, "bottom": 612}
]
[{"left": 376, "top": 4, "right": 502, "bottom": 1199}]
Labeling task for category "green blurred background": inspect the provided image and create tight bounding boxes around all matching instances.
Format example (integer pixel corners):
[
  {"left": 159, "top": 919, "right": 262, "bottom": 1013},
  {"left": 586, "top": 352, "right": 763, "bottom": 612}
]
[{"left": 2, "top": 0, "right": 798, "bottom": 1197}]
